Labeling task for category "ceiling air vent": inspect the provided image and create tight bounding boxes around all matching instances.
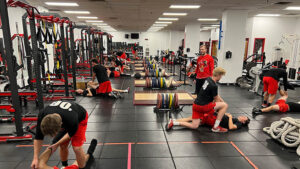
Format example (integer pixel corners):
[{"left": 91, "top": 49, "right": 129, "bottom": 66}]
[{"left": 274, "top": 2, "right": 292, "bottom": 5}]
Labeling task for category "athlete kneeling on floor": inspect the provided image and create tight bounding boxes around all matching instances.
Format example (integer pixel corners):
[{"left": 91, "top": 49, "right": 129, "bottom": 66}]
[
  {"left": 36, "top": 139, "right": 97, "bottom": 169},
  {"left": 169, "top": 113, "right": 250, "bottom": 131},
  {"left": 253, "top": 90, "right": 300, "bottom": 114},
  {"left": 166, "top": 67, "right": 228, "bottom": 132},
  {"left": 31, "top": 101, "right": 89, "bottom": 169},
  {"left": 90, "top": 58, "right": 129, "bottom": 98}
]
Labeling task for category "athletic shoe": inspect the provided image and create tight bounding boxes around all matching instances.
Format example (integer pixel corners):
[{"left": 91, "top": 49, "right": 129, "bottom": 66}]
[
  {"left": 87, "top": 139, "right": 98, "bottom": 155},
  {"left": 109, "top": 92, "right": 118, "bottom": 99},
  {"left": 252, "top": 107, "right": 262, "bottom": 115},
  {"left": 211, "top": 126, "right": 228, "bottom": 133},
  {"left": 126, "top": 87, "right": 130, "bottom": 93},
  {"left": 261, "top": 103, "right": 268, "bottom": 108},
  {"left": 165, "top": 119, "right": 174, "bottom": 131}
]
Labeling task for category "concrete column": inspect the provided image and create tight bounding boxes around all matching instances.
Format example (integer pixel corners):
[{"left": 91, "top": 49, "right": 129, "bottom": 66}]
[
  {"left": 184, "top": 23, "right": 201, "bottom": 58},
  {"left": 218, "top": 10, "right": 248, "bottom": 83}
]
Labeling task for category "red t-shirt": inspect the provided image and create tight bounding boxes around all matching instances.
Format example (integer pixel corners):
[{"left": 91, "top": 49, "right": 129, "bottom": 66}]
[
  {"left": 121, "top": 52, "right": 127, "bottom": 59},
  {"left": 195, "top": 54, "right": 214, "bottom": 79}
]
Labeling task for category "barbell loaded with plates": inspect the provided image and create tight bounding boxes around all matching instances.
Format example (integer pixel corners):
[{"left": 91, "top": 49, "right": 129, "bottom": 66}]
[
  {"left": 156, "top": 93, "right": 179, "bottom": 109},
  {"left": 145, "top": 77, "right": 172, "bottom": 89},
  {"left": 145, "top": 68, "right": 166, "bottom": 77}
]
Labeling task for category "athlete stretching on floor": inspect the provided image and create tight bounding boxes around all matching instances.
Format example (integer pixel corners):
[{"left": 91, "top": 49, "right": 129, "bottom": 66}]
[
  {"left": 166, "top": 67, "right": 228, "bottom": 132},
  {"left": 253, "top": 90, "right": 300, "bottom": 114},
  {"left": 37, "top": 139, "right": 97, "bottom": 169},
  {"left": 31, "top": 101, "right": 89, "bottom": 169},
  {"left": 89, "top": 58, "right": 129, "bottom": 98},
  {"left": 170, "top": 113, "right": 250, "bottom": 131}
]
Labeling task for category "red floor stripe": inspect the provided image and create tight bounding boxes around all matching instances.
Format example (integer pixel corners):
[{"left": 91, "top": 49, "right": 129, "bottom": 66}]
[
  {"left": 201, "top": 141, "right": 229, "bottom": 144},
  {"left": 230, "top": 142, "right": 258, "bottom": 169},
  {"left": 127, "top": 143, "right": 132, "bottom": 169}
]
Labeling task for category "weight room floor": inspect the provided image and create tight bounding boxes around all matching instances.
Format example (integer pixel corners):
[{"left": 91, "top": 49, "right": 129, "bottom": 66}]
[{"left": 1, "top": 69, "right": 300, "bottom": 169}]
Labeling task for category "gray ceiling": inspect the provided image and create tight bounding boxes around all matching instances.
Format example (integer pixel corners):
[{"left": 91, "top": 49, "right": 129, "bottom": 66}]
[{"left": 26, "top": 0, "right": 300, "bottom": 31}]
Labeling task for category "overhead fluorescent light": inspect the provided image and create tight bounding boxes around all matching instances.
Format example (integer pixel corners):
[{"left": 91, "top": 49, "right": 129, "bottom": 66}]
[
  {"left": 155, "top": 21, "right": 172, "bottom": 24},
  {"left": 45, "top": 2, "right": 79, "bottom": 6},
  {"left": 158, "top": 18, "right": 178, "bottom": 21},
  {"left": 285, "top": 6, "right": 300, "bottom": 10},
  {"left": 152, "top": 25, "right": 165, "bottom": 27},
  {"left": 86, "top": 20, "right": 103, "bottom": 23},
  {"left": 256, "top": 14, "right": 280, "bottom": 17},
  {"left": 170, "top": 5, "right": 200, "bottom": 9},
  {"left": 163, "top": 12, "right": 187, "bottom": 16},
  {"left": 197, "top": 18, "right": 218, "bottom": 21},
  {"left": 64, "top": 11, "right": 90, "bottom": 14},
  {"left": 153, "top": 24, "right": 168, "bottom": 26},
  {"left": 211, "top": 25, "right": 220, "bottom": 27},
  {"left": 93, "top": 23, "right": 107, "bottom": 26},
  {"left": 77, "top": 16, "right": 98, "bottom": 19}
]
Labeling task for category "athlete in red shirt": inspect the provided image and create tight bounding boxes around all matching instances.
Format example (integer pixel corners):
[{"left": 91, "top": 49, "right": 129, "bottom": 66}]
[{"left": 194, "top": 45, "right": 214, "bottom": 94}]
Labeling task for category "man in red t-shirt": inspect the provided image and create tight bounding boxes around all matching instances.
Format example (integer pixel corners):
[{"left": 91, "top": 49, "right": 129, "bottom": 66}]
[{"left": 194, "top": 45, "right": 214, "bottom": 94}]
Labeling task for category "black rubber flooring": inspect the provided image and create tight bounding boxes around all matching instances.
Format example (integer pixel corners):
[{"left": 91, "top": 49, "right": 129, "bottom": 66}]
[{"left": 1, "top": 65, "right": 300, "bottom": 169}]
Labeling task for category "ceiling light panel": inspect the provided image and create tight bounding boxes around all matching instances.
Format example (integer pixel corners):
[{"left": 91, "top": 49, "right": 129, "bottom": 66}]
[
  {"left": 158, "top": 18, "right": 178, "bottom": 21},
  {"left": 256, "top": 14, "right": 280, "bottom": 16},
  {"left": 170, "top": 5, "right": 200, "bottom": 9},
  {"left": 77, "top": 16, "right": 98, "bottom": 19},
  {"left": 45, "top": 2, "right": 79, "bottom": 6},
  {"left": 86, "top": 20, "right": 103, "bottom": 23},
  {"left": 155, "top": 21, "right": 172, "bottom": 24},
  {"left": 64, "top": 11, "right": 90, "bottom": 14},
  {"left": 285, "top": 6, "right": 300, "bottom": 10},
  {"left": 163, "top": 12, "right": 187, "bottom": 16},
  {"left": 197, "top": 18, "right": 218, "bottom": 21}
]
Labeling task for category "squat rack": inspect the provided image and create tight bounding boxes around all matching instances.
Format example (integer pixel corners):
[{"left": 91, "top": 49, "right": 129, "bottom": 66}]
[{"left": 0, "top": 0, "right": 34, "bottom": 140}]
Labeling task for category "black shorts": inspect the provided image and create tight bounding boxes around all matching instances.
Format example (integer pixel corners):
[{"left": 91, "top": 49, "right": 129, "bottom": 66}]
[
  {"left": 109, "top": 71, "right": 115, "bottom": 78},
  {"left": 90, "top": 88, "right": 97, "bottom": 96},
  {"left": 287, "top": 102, "right": 300, "bottom": 112}
]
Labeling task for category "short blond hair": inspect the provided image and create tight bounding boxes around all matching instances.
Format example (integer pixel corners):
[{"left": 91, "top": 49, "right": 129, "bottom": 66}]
[
  {"left": 213, "top": 67, "right": 226, "bottom": 76},
  {"left": 41, "top": 114, "right": 62, "bottom": 137}
]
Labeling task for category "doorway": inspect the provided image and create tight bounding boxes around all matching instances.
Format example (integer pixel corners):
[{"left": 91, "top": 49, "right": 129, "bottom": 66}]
[
  {"left": 253, "top": 38, "right": 265, "bottom": 62},
  {"left": 211, "top": 40, "right": 218, "bottom": 57}
]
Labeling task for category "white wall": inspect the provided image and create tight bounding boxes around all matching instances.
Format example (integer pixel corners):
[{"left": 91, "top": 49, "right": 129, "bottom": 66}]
[
  {"left": 108, "top": 30, "right": 184, "bottom": 56},
  {"left": 200, "top": 31, "right": 210, "bottom": 42},
  {"left": 218, "top": 10, "right": 248, "bottom": 83},
  {"left": 184, "top": 23, "right": 201, "bottom": 57},
  {"left": 248, "top": 17, "right": 297, "bottom": 63}
]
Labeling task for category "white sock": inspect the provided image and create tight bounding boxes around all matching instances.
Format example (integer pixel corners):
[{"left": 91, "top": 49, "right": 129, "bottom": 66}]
[
  {"left": 124, "top": 90, "right": 128, "bottom": 93},
  {"left": 214, "top": 120, "right": 220, "bottom": 128},
  {"left": 173, "top": 121, "right": 180, "bottom": 125}
]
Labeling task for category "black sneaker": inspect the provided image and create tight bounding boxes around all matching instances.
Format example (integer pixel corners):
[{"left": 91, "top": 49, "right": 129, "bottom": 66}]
[
  {"left": 87, "top": 139, "right": 98, "bottom": 155},
  {"left": 252, "top": 107, "right": 261, "bottom": 115},
  {"left": 109, "top": 92, "right": 118, "bottom": 99}
]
